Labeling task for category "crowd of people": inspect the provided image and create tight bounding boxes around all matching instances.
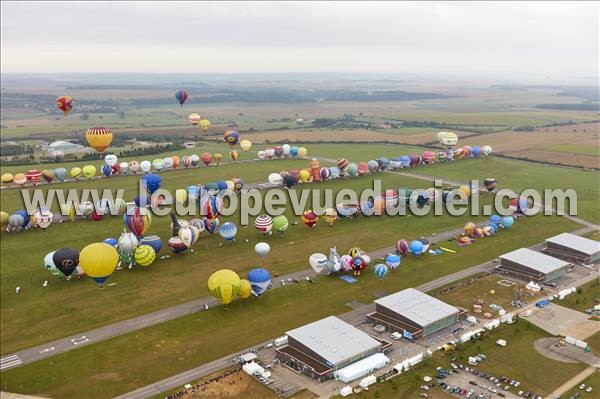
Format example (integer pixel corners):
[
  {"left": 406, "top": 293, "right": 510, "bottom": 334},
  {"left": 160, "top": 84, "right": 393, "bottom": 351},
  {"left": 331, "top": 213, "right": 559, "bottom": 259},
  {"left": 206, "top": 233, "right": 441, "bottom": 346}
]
[{"left": 164, "top": 367, "right": 243, "bottom": 399}]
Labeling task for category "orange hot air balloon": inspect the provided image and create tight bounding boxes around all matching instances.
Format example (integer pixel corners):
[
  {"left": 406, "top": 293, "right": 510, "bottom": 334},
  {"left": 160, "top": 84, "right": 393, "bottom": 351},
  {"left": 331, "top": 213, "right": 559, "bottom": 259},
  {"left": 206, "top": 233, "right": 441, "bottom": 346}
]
[
  {"left": 200, "top": 152, "right": 213, "bottom": 166},
  {"left": 85, "top": 127, "right": 113, "bottom": 154},
  {"left": 310, "top": 158, "right": 321, "bottom": 182},
  {"left": 56, "top": 96, "right": 74, "bottom": 115},
  {"left": 171, "top": 155, "right": 180, "bottom": 169}
]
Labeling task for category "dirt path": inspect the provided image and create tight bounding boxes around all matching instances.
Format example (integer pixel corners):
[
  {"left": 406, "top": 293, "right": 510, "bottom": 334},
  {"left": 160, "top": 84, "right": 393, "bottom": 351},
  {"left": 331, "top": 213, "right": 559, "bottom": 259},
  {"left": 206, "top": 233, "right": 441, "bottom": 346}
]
[{"left": 545, "top": 366, "right": 598, "bottom": 399}]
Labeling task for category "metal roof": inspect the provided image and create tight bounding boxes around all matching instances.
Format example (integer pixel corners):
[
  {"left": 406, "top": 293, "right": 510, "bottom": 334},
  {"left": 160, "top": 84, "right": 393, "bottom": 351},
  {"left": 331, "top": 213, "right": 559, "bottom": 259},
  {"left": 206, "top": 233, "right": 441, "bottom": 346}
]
[
  {"left": 546, "top": 233, "right": 600, "bottom": 256},
  {"left": 500, "top": 248, "right": 569, "bottom": 274},
  {"left": 374, "top": 288, "right": 459, "bottom": 327},
  {"left": 285, "top": 316, "right": 381, "bottom": 367}
]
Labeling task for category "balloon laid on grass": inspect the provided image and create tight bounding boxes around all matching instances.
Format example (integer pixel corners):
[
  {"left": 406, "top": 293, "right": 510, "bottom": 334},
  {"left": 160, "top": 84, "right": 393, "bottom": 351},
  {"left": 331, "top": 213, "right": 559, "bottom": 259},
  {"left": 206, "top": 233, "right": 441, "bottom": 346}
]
[
  {"left": 238, "top": 279, "right": 252, "bottom": 299},
  {"left": 255, "top": 242, "right": 270, "bottom": 259},
  {"left": 309, "top": 253, "right": 328, "bottom": 274},
  {"left": 272, "top": 215, "right": 289, "bottom": 235},
  {"left": 385, "top": 254, "right": 401, "bottom": 270},
  {"left": 208, "top": 269, "right": 240, "bottom": 305},
  {"left": 79, "top": 243, "right": 119, "bottom": 286},
  {"left": 374, "top": 263, "right": 389, "bottom": 278},
  {"left": 219, "top": 222, "right": 237, "bottom": 241},
  {"left": 134, "top": 245, "right": 156, "bottom": 267},
  {"left": 408, "top": 240, "right": 424, "bottom": 256},
  {"left": 248, "top": 268, "right": 271, "bottom": 296},
  {"left": 501, "top": 216, "right": 514, "bottom": 229}
]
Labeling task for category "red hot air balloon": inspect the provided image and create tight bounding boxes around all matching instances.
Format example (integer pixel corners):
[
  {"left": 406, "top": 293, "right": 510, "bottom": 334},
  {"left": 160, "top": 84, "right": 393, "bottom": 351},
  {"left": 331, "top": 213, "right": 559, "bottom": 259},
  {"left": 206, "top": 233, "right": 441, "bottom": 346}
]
[
  {"left": 26, "top": 170, "right": 42, "bottom": 186},
  {"left": 56, "top": 96, "right": 74, "bottom": 115},
  {"left": 201, "top": 152, "right": 213, "bottom": 166},
  {"left": 302, "top": 210, "right": 318, "bottom": 228},
  {"left": 310, "top": 159, "right": 321, "bottom": 182}
]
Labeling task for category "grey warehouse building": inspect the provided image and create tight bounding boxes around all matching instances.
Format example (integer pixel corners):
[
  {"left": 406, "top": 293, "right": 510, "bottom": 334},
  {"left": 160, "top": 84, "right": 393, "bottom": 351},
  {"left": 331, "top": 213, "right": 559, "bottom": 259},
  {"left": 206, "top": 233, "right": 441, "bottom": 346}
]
[
  {"left": 367, "top": 288, "right": 461, "bottom": 339},
  {"left": 276, "top": 316, "right": 388, "bottom": 381},
  {"left": 497, "top": 247, "right": 569, "bottom": 283},
  {"left": 544, "top": 233, "right": 600, "bottom": 264}
]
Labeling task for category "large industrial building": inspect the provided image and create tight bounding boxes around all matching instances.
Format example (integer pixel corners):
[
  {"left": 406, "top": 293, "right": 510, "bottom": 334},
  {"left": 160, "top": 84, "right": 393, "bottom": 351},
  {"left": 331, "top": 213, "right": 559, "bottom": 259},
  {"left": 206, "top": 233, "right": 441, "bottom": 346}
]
[
  {"left": 367, "top": 288, "right": 461, "bottom": 339},
  {"left": 497, "top": 247, "right": 569, "bottom": 283},
  {"left": 544, "top": 233, "right": 600, "bottom": 264},
  {"left": 275, "top": 316, "right": 390, "bottom": 381}
]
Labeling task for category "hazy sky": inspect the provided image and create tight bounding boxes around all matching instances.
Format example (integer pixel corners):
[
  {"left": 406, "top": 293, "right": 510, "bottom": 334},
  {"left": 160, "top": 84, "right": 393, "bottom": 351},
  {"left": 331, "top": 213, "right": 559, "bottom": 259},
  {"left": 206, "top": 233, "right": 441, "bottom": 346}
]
[{"left": 1, "top": 1, "right": 598, "bottom": 80}]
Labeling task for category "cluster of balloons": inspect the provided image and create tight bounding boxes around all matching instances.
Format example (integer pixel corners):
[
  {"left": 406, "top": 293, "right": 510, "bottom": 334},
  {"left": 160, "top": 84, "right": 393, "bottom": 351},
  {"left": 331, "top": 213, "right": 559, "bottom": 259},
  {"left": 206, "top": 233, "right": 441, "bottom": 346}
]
[
  {"left": 188, "top": 113, "right": 211, "bottom": 132},
  {"left": 208, "top": 267, "right": 273, "bottom": 305},
  {"left": 43, "top": 243, "right": 119, "bottom": 287},
  {"left": 258, "top": 144, "right": 307, "bottom": 160},
  {"left": 2, "top": 208, "right": 54, "bottom": 232},
  {"left": 460, "top": 213, "right": 516, "bottom": 246},
  {"left": 254, "top": 214, "right": 289, "bottom": 236},
  {"left": 310, "top": 247, "right": 372, "bottom": 276}
]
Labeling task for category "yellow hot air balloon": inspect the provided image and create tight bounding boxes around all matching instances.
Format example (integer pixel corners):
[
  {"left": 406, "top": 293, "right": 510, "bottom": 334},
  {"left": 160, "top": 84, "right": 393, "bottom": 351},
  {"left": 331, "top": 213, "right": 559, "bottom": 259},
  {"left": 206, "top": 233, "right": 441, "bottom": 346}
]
[
  {"left": 459, "top": 185, "right": 471, "bottom": 198},
  {"left": 298, "top": 147, "right": 308, "bottom": 158},
  {"left": 134, "top": 245, "right": 156, "bottom": 267},
  {"left": 79, "top": 243, "right": 119, "bottom": 286},
  {"left": 188, "top": 113, "right": 201, "bottom": 126},
  {"left": 175, "top": 189, "right": 188, "bottom": 204},
  {"left": 229, "top": 150, "right": 239, "bottom": 161},
  {"left": 85, "top": 126, "right": 113, "bottom": 154},
  {"left": 60, "top": 202, "right": 76, "bottom": 222},
  {"left": 69, "top": 167, "right": 82, "bottom": 179},
  {"left": 198, "top": 119, "right": 211, "bottom": 133},
  {"left": 13, "top": 173, "right": 27, "bottom": 186},
  {"left": 299, "top": 169, "right": 311, "bottom": 183},
  {"left": 82, "top": 165, "right": 96, "bottom": 179},
  {"left": 208, "top": 269, "right": 241, "bottom": 305},
  {"left": 213, "top": 153, "right": 223, "bottom": 164},
  {"left": 0, "top": 211, "right": 9, "bottom": 226},
  {"left": 240, "top": 139, "right": 252, "bottom": 152},
  {"left": 238, "top": 279, "right": 252, "bottom": 299},
  {"left": 1, "top": 173, "right": 14, "bottom": 184}
]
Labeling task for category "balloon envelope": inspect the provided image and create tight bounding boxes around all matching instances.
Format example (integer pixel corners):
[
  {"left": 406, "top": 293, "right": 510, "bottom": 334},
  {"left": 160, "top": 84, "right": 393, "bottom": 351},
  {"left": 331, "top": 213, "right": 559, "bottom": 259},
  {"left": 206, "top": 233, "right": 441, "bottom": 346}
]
[
  {"left": 248, "top": 268, "right": 271, "bottom": 296},
  {"left": 208, "top": 269, "right": 241, "bottom": 305},
  {"left": 79, "top": 243, "right": 118, "bottom": 284}
]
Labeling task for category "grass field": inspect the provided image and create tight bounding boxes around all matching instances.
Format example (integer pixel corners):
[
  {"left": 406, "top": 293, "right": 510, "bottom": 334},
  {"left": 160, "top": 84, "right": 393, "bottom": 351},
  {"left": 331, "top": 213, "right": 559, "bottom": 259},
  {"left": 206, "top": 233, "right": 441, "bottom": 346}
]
[
  {"left": 562, "top": 370, "right": 600, "bottom": 399},
  {"left": 544, "top": 144, "right": 600, "bottom": 157},
  {"left": 413, "top": 157, "right": 600, "bottom": 223},
  {"left": 556, "top": 279, "right": 600, "bottom": 313},
  {"left": 0, "top": 215, "right": 579, "bottom": 398}
]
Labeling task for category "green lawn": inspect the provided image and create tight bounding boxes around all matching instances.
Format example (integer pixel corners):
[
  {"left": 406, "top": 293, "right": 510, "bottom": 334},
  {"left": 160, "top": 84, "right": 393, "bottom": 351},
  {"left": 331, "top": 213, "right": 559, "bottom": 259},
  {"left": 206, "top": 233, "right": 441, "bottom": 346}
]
[
  {"left": 304, "top": 143, "right": 428, "bottom": 161},
  {"left": 556, "top": 279, "right": 600, "bottom": 313},
  {"left": 544, "top": 144, "right": 600, "bottom": 157},
  {"left": 414, "top": 157, "right": 600, "bottom": 223},
  {"left": 0, "top": 216, "right": 579, "bottom": 398},
  {"left": 560, "top": 370, "right": 599, "bottom": 399}
]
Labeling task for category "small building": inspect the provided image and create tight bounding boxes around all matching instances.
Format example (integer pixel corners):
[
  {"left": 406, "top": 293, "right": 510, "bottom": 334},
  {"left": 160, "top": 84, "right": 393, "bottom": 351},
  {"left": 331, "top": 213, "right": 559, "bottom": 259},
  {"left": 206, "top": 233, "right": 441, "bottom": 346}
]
[
  {"left": 497, "top": 248, "right": 569, "bottom": 283},
  {"left": 46, "top": 140, "right": 82, "bottom": 152},
  {"left": 334, "top": 352, "right": 389, "bottom": 383},
  {"left": 544, "top": 233, "right": 600, "bottom": 263},
  {"left": 275, "top": 316, "right": 384, "bottom": 381},
  {"left": 367, "top": 288, "right": 461, "bottom": 339}
]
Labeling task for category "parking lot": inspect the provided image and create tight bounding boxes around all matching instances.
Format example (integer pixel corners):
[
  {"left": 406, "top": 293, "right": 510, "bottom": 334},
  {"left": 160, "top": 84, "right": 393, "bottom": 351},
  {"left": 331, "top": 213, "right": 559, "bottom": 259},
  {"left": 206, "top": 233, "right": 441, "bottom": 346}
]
[{"left": 524, "top": 303, "right": 596, "bottom": 337}]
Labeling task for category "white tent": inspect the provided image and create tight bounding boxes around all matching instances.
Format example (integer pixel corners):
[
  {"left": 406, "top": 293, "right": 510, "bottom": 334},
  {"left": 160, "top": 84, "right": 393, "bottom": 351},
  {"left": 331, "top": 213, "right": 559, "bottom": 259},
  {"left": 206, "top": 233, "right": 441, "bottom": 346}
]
[
  {"left": 242, "top": 362, "right": 264, "bottom": 376},
  {"left": 334, "top": 353, "right": 389, "bottom": 383},
  {"left": 240, "top": 353, "right": 258, "bottom": 363},
  {"left": 340, "top": 386, "right": 353, "bottom": 397},
  {"left": 359, "top": 374, "right": 377, "bottom": 389}
]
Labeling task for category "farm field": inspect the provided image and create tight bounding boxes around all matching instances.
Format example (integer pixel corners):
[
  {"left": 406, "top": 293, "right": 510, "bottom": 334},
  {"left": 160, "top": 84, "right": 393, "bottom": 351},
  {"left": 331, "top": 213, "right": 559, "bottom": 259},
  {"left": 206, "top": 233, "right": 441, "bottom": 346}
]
[
  {"left": 411, "top": 157, "right": 600, "bottom": 223},
  {"left": 0, "top": 215, "right": 579, "bottom": 398}
]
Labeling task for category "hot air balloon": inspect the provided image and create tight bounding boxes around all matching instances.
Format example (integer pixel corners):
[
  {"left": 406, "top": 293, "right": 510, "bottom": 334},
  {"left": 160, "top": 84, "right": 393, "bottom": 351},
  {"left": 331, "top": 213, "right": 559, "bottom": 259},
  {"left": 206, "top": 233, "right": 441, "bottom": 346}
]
[
  {"left": 409, "top": 240, "right": 424, "bottom": 256},
  {"left": 290, "top": 146, "right": 299, "bottom": 158},
  {"left": 272, "top": 215, "right": 289, "bottom": 235},
  {"left": 34, "top": 208, "right": 53, "bottom": 229},
  {"left": 357, "top": 162, "right": 369, "bottom": 176},
  {"left": 282, "top": 144, "right": 291, "bottom": 157},
  {"left": 490, "top": 214, "right": 502, "bottom": 225},
  {"left": 389, "top": 157, "right": 402, "bottom": 170},
  {"left": 188, "top": 113, "right": 201, "bottom": 125},
  {"left": 248, "top": 268, "right": 271, "bottom": 296},
  {"left": 7, "top": 213, "right": 25, "bottom": 232},
  {"left": 52, "top": 248, "right": 80, "bottom": 277},
  {"left": 464, "top": 222, "right": 476, "bottom": 236},
  {"left": 265, "top": 148, "right": 275, "bottom": 158},
  {"left": 484, "top": 178, "right": 497, "bottom": 192},
  {"left": 224, "top": 129, "right": 239, "bottom": 146},
  {"left": 323, "top": 208, "right": 338, "bottom": 226},
  {"left": 140, "top": 160, "right": 151, "bottom": 173},
  {"left": 141, "top": 234, "right": 162, "bottom": 254},
  {"left": 255, "top": 215, "right": 273, "bottom": 235},
  {"left": 134, "top": 245, "right": 156, "bottom": 267},
  {"left": 283, "top": 173, "right": 296, "bottom": 188},
  {"left": 101, "top": 164, "right": 112, "bottom": 178},
  {"left": 208, "top": 269, "right": 241, "bottom": 305},
  {"left": 501, "top": 215, "right": 514, "bottom": 229},
  {"left": 272, "top": 146, "right": 282, "bottom": 158},
  {"left": 309, "top": 253, "right": 328, "bottom": 274},
  {"left": 377, "top": 158, "right": 389, "bottom": 171},
  {"left": 368, "top": 160, "right": 379, "bottom": 173},
  {"left": 1, "top": 173, "right": 14, "bottom": 185},
  {"left": 162, "top": 157, "right": 174, "bottom": 169},
  {"left": 459, "top": 185, "right": 471, "bottom": 198},
  {"left": 198, "top": 119, "right": 211, "bottom": 132},
  {"left": 0, "top": 211, "right": 9, "bottom": 226},
  {"left": 229, "top": 150, "right": 239, "bottom": 161},
  {"left": 297, "top": 147, "right": 307, "bottom": 158},
  {"left": 240, "top": 139, "right": 252, "bottom": 152},
  {"left": 179, "top": 225, "right": 201, "bottom": 247},
  {"left": 219, "top": 222, "right": 237, "bottom": 241},
  {"left": 302, "top": 210, "right": 318, "bottom": 228},
  {"left": 82, "top": 165, "right": 96, "bottom": 179},
  {"left": 268, "top": 173, "right": 283, "bottom": 185},
  {"left": 25, "top": 169, "right": 42, "bottom": 186},
  {"left": 238, "top": 279, "right": 252, "bottom": 299},
  {"left": 200, "top": 196, "right": 224, "bottom": 219},
  {"left": 168, "top": 236, "right": 188, "bottom": 254},
  {"left": 395, "top": 239, "right": 409, "bottom": 255},
  {"left": 13, "top": 173, "right": 27, "bottom": 187},
  {"left": 86, "top": 127, "right": 113, "bottom": 154},
  {"left": 510, "top": 197, "right": 529, "bottom": 215},
  {"left": 255, "top": 242, "right": 270, "bottom": 259},
  {"left": 213, "top": 153, "right": 223, "bottom": 164},
  {"left": 123, "top": 207, "right": 152, "bottom": 237},
  {"left": 257, "top": 150, "right": 266, "bottom": 160},
  {"left": 79, "top": 243, "right": 119, "bottom": 286},
  {"left": 385, "top": 254, "right": 401, "bottom": 270},
  {"left": 422, "top": 151, "right": 436, "bottom": 165},
  {"left": 152, "top": 158, "right": 164, "bottom": 171},
  {"left": 175, "top": 89, "right": 188, "bottom": 106},
  {"left": 52, "top": 167, "right": 66, "bottom": 182},
  {"left": 141, "top": 173, "right": 162, "bottom": 194},
  {"left": 374, "top": 263, "right": 389, "bottom": 278},
  {"left": 319, "top": 167, "right": 331, "bottom": 181},
  {"left": 43, "top": 251, "right": 64, "bottom": 278},
  {"left": 56, "top": 96, "right": 74, "bottom": 115},
  {"left": 437, "top": 131, "right": 458, "bottom": 147},
  {"left": 41, "top": 170, "right": 54, "bottom": 183},
  {"left": 201, "top": 152, "right": 213, "bottom": 166},
  {"left": 481, "top": 145, "right": 492, "bottom": 156},
  {"left": 204, "top": 217, "right": 220, "bottom": 234},
  {"left": 351, "top": 256, "right": 367, "bottom": 275}
]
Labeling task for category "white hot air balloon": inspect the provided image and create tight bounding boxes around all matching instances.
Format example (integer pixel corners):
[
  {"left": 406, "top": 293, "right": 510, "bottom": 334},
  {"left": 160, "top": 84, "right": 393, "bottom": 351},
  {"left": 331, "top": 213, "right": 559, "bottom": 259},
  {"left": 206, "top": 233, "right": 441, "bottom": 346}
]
[
  {"left": 118, "top": 232, "right": 139, "bottom": 253},
  {"left": 254, "top": 242, "right": 270, "bottom": 259},
  {"left": 140, "top": 160, "right": 152, "bottom": 173},
  {"left": 282, "top": 144, "right": 291, "bottom": 156},
  {"left": 268, "top": 173, "right": 283, "bottom": 185},
  {"left": 104, "top": 154, "right": 118, "bottom": 167},
  {"left": 257, "top": 150, "right": 266, "bottom": 160},
  {"left": 119, "top": 162, "right": 129, "bottom": 174},
  {"left": 34, "top": 208, "right": 54, "bottom": 229},
  {"left": 163, "top": 157, "right": 174, "bottom": 169},
  {"left": 309, "top": 253, "right": 328, "bottom": 274},
  {"left": 265, "top": 148, "right": 275, "bottom": 158}
]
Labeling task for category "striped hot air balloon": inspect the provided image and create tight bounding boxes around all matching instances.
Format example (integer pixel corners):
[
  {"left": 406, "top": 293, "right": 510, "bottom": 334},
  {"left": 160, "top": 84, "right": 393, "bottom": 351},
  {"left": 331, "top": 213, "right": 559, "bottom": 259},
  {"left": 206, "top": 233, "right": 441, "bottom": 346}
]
[{"left": 254, "top": 215, "right": 273, "bottom": 235}]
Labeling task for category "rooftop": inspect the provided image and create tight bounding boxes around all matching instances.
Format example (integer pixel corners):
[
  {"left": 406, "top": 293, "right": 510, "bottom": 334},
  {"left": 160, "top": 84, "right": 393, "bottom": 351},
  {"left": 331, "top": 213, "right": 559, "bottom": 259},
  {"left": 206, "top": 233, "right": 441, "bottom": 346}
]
[
  {"left": 500, "top": 248, "right": 569, "bottom": 274},
  {"left": 285, "top": 316, "right": 381, "bottom": 367},
  {"left": 374, "top": 288, "right": 459, "bottom": 327},
  {"left": 546, "top": 233, "right": 600, "bottom": 256}
]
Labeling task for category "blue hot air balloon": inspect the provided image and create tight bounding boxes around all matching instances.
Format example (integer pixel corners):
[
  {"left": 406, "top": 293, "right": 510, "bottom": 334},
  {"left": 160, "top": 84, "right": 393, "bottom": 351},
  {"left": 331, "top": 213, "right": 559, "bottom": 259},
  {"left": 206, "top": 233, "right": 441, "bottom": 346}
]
[
  {"left": 472, "top": 146, "right": 481, "bottom": 158},
  {"left": 490, "top": 214, "right": 502, "bottom": 225},
  {"left": 217, "top": 181, "right": 228, "bottom": 191},
  {"left": 290, "top": 146, "right": 299, "bottom": 158},
  {"left": 104, "top": 237, "right": 118, "bottom": 246},
  {"left": 134, "top": 194, "right": 150, "bottom": 208},
  {"left": 187, "top": 185, "right": 200, "bottom": 201},
  {"left": 374, "top": 263, "right": 389, "bottom": 278},
  {"left": 400, "top": 155, "right": 411, "bottom": 168},
  {"left": 367, "top": 160, "right": 379, "bottom": 173},
  {"left": 409, "top": 240, "right": 424, "bottom": 256},
  {"left": 101, "top": 163, "right": 112, "bottom": 178},
  {"left": 141, "top": 173, "right": 161, "bottom": 194},
  {"left": 15, "top": 209, "right": 30, "bottom": 227},
  {"left": 141, "top": 234, "right": 163, "bottom": 254},
  {"left": 54, "top": 167, "right": 67, "bottom": 182},
  {"left": 377, "top": 158, "right": 389, "bottom": 171},
  {"left": 501, "top": 216, "right": 514, "bottom": 229},
  {"left": 218, "top": 222, "right": 237, "bottom": 241},
  {"left": 248, "top": 268, "right": 271, "bottom": 296},
  {"left": 329, "top": 166, "right": 340, "bottom": 179},
  {"left": 385, "top": 254, "right": 401, "bottom": 270}
]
